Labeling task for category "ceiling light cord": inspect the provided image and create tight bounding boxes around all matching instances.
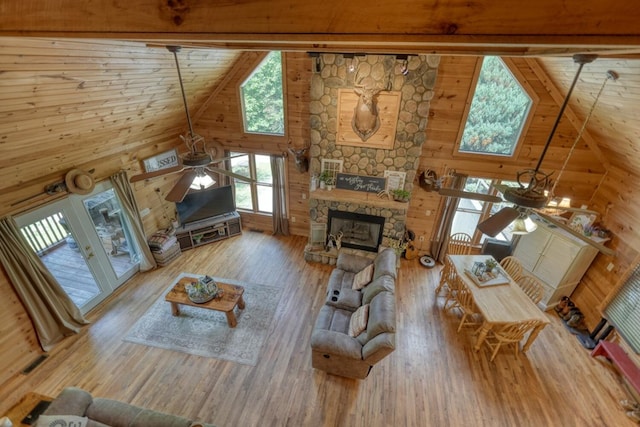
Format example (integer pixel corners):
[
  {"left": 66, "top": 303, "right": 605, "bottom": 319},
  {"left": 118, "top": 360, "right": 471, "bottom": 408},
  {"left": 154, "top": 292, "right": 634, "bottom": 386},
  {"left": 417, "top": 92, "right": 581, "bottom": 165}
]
[{"left": 550, "top": 70, "right": 618, "bottom": 198}]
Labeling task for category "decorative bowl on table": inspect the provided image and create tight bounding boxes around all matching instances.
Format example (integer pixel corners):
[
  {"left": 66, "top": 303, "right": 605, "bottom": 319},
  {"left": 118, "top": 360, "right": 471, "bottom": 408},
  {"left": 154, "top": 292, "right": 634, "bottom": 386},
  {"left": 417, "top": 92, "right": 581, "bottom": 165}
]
[{"left": 185, "top": 276, "right": 218, "bottom": 303}]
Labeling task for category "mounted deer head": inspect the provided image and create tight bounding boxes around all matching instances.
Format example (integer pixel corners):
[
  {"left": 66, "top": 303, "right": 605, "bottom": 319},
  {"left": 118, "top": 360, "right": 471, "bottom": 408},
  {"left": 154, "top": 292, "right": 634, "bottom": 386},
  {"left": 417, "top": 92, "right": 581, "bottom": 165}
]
[
  {"left": 352, "top": 77, "right": 384, "bottom": 141},
  {"left": 287, "top": 141, "right": 310, "bottom": 173}
]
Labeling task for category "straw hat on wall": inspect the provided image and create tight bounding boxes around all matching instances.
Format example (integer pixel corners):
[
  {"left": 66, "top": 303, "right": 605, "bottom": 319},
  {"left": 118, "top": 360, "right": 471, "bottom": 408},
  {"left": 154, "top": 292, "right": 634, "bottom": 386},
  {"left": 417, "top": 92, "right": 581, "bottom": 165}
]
[{"left": 65, "top": 169, "right": 95, "bottom": 195}]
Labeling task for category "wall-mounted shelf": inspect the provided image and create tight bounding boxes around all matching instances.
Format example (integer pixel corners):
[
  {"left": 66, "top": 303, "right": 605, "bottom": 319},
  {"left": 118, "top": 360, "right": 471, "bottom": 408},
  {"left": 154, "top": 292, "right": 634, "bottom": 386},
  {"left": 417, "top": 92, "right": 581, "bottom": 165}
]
[{"left": 175, "top": 211, "right": 242, "bottom": 251}]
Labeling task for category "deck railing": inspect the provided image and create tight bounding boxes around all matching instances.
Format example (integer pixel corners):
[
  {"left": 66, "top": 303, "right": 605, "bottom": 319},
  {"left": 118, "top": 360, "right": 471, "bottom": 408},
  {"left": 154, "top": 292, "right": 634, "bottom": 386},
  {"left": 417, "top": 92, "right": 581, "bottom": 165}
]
[{"left": 20, "top": 213, "right": 69, "bottom": 255}]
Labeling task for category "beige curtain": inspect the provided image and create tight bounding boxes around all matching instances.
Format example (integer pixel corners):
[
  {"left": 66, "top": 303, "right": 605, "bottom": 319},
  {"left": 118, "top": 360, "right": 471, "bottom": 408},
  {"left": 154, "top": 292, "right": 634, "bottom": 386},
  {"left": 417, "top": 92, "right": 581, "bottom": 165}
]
[
  {"left": 271, "top": 155, "right": 290, "bottom": 235},
  {"left": 0, "top": 216, "right": 89, "bottom": 351},
  {"left": 110, "top": 171, "right": 157, "bottom": 271},
  {"left": 430, "top": 173, "right": 467, "bottom": 262}
]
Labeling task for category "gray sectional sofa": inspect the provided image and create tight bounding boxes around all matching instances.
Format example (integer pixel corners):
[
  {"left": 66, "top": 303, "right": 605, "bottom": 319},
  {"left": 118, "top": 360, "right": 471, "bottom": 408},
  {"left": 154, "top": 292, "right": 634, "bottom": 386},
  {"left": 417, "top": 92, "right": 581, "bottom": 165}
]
[
  {"left": 40, "top": 387, "right": 215, "bottom": 427},
  {"left": 311, "top": 248, "right": 397, "bottom": 379}
]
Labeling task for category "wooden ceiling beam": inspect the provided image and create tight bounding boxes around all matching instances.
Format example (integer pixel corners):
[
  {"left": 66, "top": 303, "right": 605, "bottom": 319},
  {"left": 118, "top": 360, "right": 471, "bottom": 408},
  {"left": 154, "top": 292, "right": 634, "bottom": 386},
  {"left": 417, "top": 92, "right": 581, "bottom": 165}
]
[{"left": 2, "top": 1, "right": 640, "bottom": 57}]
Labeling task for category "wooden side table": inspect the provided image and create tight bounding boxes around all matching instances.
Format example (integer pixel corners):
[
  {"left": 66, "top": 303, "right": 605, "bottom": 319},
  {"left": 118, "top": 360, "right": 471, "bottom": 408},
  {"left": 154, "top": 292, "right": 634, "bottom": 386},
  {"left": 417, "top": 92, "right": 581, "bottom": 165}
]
[{"left": 3, "top": 393, "right": 53, "bottom": 426}]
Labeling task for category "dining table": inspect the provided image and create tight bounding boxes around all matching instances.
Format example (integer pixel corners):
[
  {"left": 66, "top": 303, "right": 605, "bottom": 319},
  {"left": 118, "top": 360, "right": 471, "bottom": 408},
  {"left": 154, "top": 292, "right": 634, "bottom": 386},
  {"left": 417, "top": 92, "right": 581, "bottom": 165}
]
[{"left": 447, "top": 254, "right": 550, "bottom": 352}]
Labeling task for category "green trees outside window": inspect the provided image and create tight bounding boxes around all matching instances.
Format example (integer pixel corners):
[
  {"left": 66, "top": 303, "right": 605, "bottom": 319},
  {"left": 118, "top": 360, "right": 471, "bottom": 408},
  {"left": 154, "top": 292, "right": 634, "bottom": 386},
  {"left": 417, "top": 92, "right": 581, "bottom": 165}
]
[
  {"left": 240, "top": 51, "right": 284, "bottom": 135},
  {"left": 459, "top": 57, "right": 533, "bottom": 156}
]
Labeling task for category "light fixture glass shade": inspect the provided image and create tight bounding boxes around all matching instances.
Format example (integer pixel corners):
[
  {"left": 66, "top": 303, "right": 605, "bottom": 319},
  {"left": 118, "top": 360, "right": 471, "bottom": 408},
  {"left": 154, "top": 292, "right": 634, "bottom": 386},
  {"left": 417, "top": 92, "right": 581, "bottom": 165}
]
[
  {"left": 511, "top": 215, "right": 538, "bottom": 235},
  {"left": 190, "top": 174, "right": 215, "bottom": 190}
]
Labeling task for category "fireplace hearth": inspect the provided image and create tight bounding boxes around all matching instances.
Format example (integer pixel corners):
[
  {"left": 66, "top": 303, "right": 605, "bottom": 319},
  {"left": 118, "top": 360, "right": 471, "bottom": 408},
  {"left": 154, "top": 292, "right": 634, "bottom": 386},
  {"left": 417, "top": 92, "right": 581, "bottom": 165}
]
[{"left": 327, "top": 210, "right": 385, "bottom": 252}]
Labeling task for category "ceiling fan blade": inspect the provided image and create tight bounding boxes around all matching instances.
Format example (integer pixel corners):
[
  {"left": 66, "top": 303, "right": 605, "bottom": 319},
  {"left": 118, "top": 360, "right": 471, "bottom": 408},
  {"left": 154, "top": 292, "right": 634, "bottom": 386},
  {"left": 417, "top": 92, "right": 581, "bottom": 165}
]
[
  {"left": 129, "top": 165, "right": 185, "bottom": 183},
  {"left": 208, "top": 154, "right": 246, "bottom": 164},
  {"left": 534, "top": 212, "right": 616, "bottom": 257},
  {"left": 165, "top": 170, "right": 197, "bottom": 202},
  {"left": 206, "top": 166, "right": 255, "bottom": 183},
  {"left": 438, "top": 188, "right": 502, "bottom": 203},
  {"left": 477, "top": 207, "right": 520, "bottom": 237}
]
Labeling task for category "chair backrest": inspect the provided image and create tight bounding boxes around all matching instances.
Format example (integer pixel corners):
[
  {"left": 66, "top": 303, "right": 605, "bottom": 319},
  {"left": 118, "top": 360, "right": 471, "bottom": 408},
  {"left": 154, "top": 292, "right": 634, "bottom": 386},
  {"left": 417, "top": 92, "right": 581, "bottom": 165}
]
[
  {"left": 455, "top": 281, "right": 476, "bottom": 312},
  {"left": 517, "top": 275, "right": 544, "bottom": 304},
  {"left": 493, "top": 320, "right": 542, "bottom": 344},
  {"left": 448, "top": 233, "right": 472, "bottom": 255},
  {"left": 500, "top": 256, "right": 523, "bottom": 281}
]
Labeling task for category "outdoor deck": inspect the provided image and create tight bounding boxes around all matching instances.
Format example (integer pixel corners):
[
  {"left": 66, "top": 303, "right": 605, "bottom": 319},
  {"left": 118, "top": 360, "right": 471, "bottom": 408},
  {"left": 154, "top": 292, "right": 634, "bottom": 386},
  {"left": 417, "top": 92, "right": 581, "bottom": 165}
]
[{"left": 41, "top": 241, "right": 135, "bottom": 308}]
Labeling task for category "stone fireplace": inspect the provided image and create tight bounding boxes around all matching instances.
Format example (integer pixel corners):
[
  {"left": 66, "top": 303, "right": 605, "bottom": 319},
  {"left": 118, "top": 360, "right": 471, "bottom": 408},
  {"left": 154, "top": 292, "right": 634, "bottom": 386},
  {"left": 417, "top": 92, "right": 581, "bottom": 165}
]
[
  {"left": 327, "top": 209, "right": 385, "bottom": 252},
  {"left": 305, "top": 53, "right": 439, "bottom": 263}
]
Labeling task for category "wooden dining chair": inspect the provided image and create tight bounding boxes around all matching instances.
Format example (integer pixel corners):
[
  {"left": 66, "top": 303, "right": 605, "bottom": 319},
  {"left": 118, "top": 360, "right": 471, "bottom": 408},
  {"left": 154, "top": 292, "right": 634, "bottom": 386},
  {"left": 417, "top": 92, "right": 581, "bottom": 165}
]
[
  {"left": 482, "top": 320, "right": 543, "bottom": 361},
  {"left": 454, "top": 282, "right": 481, "bottom": 332},
  {"left": 444, "top": 273, "right": 466, "bottom": 313},
  {"left": 517, "top": 275, "right": 544, "bottom": 304},
  {"left": 499, "top": 256, "right": 523, "bottom": 282},
  {"left": 448, "top": 232, "right": 473, "bottom": 255},
  {"left": 435, "top": 255, "right": 456, "bottom": 296}
]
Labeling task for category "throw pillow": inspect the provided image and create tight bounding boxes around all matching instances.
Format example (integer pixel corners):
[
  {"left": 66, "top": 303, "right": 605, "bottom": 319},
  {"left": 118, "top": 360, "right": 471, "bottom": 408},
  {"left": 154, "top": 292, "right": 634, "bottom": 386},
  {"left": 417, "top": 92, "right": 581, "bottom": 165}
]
[
  {"left": 36, "top": 415, "right": 88, "bottom": 427},
  {"left": 348, "top": 304, "right": 369, "bottom": 337},
  {"left": 352, "top": 264, "right": 374, "bottom": 290}
]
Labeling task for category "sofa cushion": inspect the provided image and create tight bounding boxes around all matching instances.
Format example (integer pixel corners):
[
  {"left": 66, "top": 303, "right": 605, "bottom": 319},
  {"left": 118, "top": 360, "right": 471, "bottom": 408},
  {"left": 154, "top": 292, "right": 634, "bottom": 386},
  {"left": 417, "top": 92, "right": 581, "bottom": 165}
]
[
  {"left": 348, "top": 304, "right": 369, "bottom": 337},
  {"left": 366, "top": 291, "right": 396, "bottom": 342},
  {"left": 372, "top": 248, "right": 397, "bottom": 281},
  {"left": 361, "top": 275, "right": 395, "bottom": 305},
  {"left": 336, "top": 252, "right": 374, "bottom": 273},
  {"left": 37, "top": 415, "right": 88, "bottom": 427},
  {"left": 44, "top": 387, "right": 93, "bottom": 417},
  {"left": 131, "top": 409, "right": 192, "bottom": 427},
  {"left": 352, "top": 264, "right": 374, "bottom": 290},
  {"left": 86, "top": 398, "right": 144, "bottom": 427}
]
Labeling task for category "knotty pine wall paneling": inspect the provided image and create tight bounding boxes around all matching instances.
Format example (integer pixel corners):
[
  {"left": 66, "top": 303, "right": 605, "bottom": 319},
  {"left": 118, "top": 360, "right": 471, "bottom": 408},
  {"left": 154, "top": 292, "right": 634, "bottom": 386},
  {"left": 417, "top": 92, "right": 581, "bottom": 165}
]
[
  {"left": 197, "top": 51, "right": 312, "bottom": 236},
  {"left": 0, "top": 37, "right": 242, "bottom": 392}
]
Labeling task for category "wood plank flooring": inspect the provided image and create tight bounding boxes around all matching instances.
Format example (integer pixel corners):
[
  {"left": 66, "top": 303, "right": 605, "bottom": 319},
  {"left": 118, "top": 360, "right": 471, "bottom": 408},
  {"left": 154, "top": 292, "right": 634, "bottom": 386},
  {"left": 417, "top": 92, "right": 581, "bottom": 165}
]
[{"left": 1, "top": 232, "right": 637, "bottom": 426}]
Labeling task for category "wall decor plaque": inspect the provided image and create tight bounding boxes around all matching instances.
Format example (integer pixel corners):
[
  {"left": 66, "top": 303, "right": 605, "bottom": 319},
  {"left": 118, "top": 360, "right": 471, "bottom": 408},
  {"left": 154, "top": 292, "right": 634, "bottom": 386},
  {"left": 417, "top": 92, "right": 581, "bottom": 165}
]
[{"left": 335, "top": 173, "right": 386, "bottom": 193}]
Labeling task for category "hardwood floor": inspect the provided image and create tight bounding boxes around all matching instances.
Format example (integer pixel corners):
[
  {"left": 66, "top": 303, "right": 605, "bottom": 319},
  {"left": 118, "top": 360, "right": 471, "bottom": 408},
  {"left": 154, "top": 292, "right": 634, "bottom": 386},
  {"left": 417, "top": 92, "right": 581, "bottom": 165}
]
[{"left": 2, "top": 232, "right": 636, "bottom": 426}]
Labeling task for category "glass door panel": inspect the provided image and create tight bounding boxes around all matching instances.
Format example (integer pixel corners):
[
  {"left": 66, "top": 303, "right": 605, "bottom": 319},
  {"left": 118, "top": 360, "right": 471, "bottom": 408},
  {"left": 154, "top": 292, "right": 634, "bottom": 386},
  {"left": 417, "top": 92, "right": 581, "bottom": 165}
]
[
  {"left": 81, "top": 188, "right": 139, "bottom": 281},
  {"left": 16, "top": 200, "right": 105, "bottom": 313}
]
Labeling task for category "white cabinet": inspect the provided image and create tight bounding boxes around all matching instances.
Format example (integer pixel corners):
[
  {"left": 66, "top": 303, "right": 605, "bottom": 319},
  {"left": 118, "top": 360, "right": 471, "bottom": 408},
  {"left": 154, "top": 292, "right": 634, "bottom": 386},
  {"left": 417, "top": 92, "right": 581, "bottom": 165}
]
[{"left": 513, "top": 217, "right": 598, "bottom": 310}]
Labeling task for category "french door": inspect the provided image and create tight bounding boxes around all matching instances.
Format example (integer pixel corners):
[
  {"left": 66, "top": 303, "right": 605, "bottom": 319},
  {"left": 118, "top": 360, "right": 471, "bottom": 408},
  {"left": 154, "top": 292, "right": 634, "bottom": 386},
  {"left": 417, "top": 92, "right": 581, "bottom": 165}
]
[{"left": 15, "top": 181, "right": 140, "bottom": 313}]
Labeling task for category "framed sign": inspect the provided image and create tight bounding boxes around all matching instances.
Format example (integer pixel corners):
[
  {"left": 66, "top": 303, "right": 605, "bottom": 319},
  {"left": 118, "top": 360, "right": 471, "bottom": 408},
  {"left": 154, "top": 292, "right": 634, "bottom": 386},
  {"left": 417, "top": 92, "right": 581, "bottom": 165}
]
[
  {"left": 384, "top": 170, "right": 406, "bottom": 192},
  {"left": 335, "top": 173, "right": 386, "bottom": 193},
  {"left": 143, "top": 149, "right": 179, "bottom": 172}
]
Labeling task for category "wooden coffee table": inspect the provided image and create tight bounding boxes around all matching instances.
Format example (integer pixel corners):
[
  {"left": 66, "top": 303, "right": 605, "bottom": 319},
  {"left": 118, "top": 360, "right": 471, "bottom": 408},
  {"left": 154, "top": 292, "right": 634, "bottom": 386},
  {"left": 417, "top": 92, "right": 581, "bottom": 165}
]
[{"left": 165, "top": 276, "right": 245, "bottom": 327}]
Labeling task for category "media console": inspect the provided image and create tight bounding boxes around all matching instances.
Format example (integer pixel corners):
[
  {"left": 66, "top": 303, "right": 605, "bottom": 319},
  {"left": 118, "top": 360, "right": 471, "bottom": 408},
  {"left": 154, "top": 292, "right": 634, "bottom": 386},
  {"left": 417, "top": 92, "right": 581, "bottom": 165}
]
[{"left": 175, "top": 211, "right": 242, "bottom": 251}]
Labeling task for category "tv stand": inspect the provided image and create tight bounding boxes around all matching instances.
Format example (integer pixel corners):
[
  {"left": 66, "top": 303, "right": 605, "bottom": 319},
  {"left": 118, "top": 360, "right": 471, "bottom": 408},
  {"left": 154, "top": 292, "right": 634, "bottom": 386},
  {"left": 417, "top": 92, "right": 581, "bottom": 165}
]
[{"left": 175, "top": 211, "right": 242, "bottom": 251}]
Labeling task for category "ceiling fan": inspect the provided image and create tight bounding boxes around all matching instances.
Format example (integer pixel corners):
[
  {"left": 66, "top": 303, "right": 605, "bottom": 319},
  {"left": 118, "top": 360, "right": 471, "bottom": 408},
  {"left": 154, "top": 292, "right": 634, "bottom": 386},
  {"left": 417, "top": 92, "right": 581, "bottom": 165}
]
[
  {"left": 429, "top": 54, "right": 617, "bottom": 256},
  {"left": 479, "top": 54, "right": 619, "bottom": 256},
  {"left": 129, "top": 46, "right": 252, "bottom": 203}
]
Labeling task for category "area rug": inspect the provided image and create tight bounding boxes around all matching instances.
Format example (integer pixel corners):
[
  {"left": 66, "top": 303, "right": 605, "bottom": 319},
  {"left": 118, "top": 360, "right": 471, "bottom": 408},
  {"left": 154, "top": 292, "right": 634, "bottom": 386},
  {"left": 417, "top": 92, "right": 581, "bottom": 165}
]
[{"left": 123, "top": 273, "right": 282, "bottom": 366}]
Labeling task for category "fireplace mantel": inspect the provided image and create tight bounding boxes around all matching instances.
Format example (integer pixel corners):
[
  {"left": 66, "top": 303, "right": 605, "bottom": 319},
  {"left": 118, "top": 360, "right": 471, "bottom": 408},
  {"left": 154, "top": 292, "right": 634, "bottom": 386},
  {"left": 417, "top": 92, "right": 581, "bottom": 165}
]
[{"left": 310, "top": 189, "right": 408, "bottom": 211}]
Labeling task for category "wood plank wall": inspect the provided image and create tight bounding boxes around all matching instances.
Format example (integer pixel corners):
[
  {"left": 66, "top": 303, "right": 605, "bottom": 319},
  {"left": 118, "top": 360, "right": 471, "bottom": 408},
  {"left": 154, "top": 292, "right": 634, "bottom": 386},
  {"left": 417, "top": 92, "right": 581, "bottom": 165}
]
[
  {"left": 196, "top": 51, "right": 312, "bottom": 236},
  {"left": 0, "top": 38, "right": 241, "bottom": 387},
  {"left": 1, "top": 38, "right": 637, "bottom": 392}
]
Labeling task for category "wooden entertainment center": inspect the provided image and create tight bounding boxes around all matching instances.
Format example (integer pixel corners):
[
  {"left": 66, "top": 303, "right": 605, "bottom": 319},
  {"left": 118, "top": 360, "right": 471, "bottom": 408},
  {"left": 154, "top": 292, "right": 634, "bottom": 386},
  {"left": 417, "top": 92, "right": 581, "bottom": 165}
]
[{"left": 175, "top": 211, "right": 242, "bottom": 250}]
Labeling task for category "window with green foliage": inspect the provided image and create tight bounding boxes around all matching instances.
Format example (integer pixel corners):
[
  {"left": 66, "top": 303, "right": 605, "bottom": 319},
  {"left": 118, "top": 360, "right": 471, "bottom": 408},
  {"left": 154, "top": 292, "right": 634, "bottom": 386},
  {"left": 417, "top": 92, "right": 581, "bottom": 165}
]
[
  {"left": 230, "top": 152, "right": 273, "bottom": 214},
  {"left": 240, "top": 51, "right": 285, "bottom": 135},
  {"left": 458, "top": 56, "right": 533, "bottom": 156}
]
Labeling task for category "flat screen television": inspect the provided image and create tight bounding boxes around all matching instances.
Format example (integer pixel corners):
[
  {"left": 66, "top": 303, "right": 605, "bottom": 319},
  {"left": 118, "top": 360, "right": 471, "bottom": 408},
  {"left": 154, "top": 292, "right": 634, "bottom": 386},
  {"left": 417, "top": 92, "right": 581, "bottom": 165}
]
[{"left": 176, "top": 185, "right": 236, "bottom": 226}]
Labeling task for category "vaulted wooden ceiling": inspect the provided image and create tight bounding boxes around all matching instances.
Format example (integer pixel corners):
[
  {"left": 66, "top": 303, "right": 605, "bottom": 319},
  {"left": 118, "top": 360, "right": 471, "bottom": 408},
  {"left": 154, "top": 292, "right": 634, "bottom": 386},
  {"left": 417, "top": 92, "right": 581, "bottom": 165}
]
[{"left": 2, "top": 0, "right": 640, "bottom": 212}]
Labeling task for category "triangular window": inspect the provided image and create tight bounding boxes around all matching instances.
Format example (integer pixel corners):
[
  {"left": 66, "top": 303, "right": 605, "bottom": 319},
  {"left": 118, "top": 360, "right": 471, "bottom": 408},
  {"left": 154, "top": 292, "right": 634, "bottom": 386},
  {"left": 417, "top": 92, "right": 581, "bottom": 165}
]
[
  {"left": 458, "top": 57, "right": 534, "bottom": 156},
  {"left": 240, "top": 51, "right": 285, "bottom": 135}
]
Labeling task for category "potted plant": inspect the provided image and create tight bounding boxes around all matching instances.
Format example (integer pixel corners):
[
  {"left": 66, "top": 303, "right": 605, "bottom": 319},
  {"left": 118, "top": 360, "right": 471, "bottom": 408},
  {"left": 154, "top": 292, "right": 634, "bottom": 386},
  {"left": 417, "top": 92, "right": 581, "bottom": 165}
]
[
  {"left": 484, "top": 258, "right": 498, "bottom": 272},
  {"left": 392, "top": 189, "right": 411, "bottom": 202},
  {"left": 319, "top": 170, "right": 331, "bottom": 190}
]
